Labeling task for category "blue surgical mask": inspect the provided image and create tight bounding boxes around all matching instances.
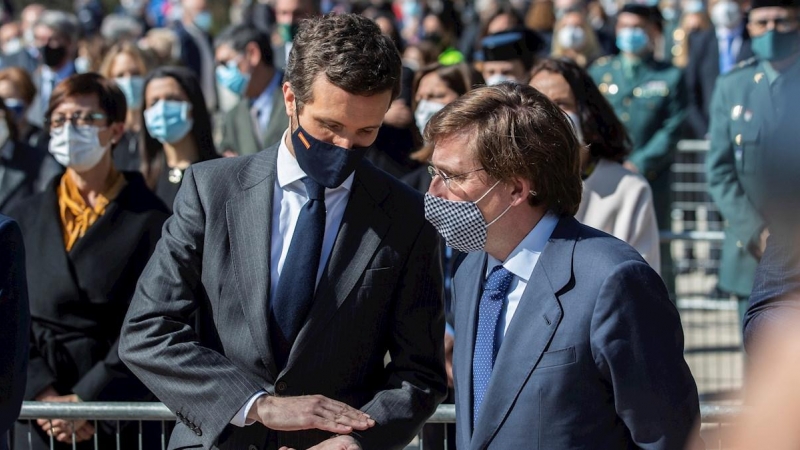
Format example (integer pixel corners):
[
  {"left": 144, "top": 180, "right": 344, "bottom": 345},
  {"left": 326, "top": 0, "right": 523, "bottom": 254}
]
[
  {"left": 144, "top": 99, "right": 194, "bottom": 144},
  {"left": 3, "top": 98, "right": 26, "bottom": 122},
  {"left": 115, "top": 76, "right": 145, "bottom": 109},
  {"left": 193, "top": 11, "right": 213, "bottom": 32},
  {"left": 292, "top": 106, "right": 369, "bottom": 188},
  {"left": 616, "top": 27, "right": 650, "bottom": 54},
  {"left": 216, "top": 61, "right": 250, "bottom": 96}
]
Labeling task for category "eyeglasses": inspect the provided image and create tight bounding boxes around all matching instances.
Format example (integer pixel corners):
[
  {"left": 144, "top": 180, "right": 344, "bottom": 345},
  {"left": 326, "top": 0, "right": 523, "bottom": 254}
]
[
  {"left": 427, "top": 164, "right": 486, "bottom": 189},
  {"left": 749, "top": 16, "right": 799, "bottom": 33},
  {"left": 45, "top": 112, "right": 108, "bottom": 131}
]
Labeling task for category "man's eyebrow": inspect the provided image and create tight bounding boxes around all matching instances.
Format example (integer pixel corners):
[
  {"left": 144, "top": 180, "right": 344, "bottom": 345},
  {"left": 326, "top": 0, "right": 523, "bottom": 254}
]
[{"left": 314, "top": 115, "right": 382, "bottom": 131}]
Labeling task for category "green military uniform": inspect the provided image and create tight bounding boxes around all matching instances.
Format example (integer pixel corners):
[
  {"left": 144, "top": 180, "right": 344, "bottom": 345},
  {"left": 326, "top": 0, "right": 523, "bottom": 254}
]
[
  {"left": 589, "top": 55, "right": 688, "bottom": 288},
  {"left": 706, "top": 56, "right": 800, "bottom": 299}
]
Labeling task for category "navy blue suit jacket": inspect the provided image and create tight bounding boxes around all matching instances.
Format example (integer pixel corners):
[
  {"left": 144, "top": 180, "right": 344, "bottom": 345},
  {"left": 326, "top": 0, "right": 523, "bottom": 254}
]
[
  {"left": 0, "top": 215, "right": 29, "bottom": 450},
  {"left": 452, "top": 216, "right": 702, "bottom": 450}
]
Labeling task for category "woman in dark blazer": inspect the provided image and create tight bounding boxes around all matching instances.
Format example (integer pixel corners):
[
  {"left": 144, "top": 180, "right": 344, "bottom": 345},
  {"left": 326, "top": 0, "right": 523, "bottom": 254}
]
[{"left": 10, "top": 73, "right": 169, "bottom": 450}]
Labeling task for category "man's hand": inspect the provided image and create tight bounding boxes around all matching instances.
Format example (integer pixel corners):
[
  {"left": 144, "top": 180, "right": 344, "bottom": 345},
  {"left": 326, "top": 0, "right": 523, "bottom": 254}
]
[
  {"left": 34, "top": 385, "right": 59, "bottom": 402},
  {"left": 249, "top": 395, "right": 374, "bottom": 435},
  {"left": 39, "top": 419, "right": 95, "bottom": 443},
  {"left": 279, "top": 434, "right": 362, "bottom": 450},
  {"left": 444, "top": 332, "right": 454, "bottom": 388}
]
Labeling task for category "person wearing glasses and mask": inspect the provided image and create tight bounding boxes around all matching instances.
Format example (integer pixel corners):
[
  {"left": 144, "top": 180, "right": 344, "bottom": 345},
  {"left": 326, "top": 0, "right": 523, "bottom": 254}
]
[
  {"left": 710, "top": 0, "right": 800, "bottom": 334},
  {"left": 9, "top": 73, "right": 169, "bottom": 450}
]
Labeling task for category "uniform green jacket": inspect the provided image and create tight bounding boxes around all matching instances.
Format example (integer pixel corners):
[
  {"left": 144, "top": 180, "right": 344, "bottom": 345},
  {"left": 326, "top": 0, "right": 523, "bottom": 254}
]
[
  {"left": 706, "top": 57, "right": 800, "bottom": 296},
  {"left": 589, "top": 55, "right": 688, "bottom": 182}
]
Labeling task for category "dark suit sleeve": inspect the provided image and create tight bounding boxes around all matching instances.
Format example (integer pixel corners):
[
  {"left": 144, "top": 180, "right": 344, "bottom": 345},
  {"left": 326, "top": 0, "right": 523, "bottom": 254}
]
[
  {"left": 351, "top": 222, "right": 448, "bottom": 449},
  {"left": 0, "top": 217, "right": 29, "bottom": 434},
  {"left": 744, "top": 234, "right": 800, "bottom": 351},
  {"left": 685, "top": 33, "right": 710, "bottom": 139},
  {"left": 590, "top": 260, "right": 702, "bottom": 450},
  {"left": 119, "top": 168, "right": 265, "bottom": 448},
  {"left": 628, "top": 70, "right": 688, "bottom": 176},
  {"left": 705, "top": 81, "right": 766, "bottom": 250}
]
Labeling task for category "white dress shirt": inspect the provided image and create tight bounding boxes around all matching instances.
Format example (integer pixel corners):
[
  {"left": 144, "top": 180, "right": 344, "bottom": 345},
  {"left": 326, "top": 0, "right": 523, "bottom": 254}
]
[
  {"left": 485, "top": 212, "right": 559, "bottom": 347},
  {"left": 231, "top": 130, "right": 355, "bottom": 427}
]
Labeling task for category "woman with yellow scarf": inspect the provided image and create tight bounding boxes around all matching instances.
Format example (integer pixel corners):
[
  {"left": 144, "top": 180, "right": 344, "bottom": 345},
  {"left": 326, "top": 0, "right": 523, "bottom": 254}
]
[{"left": 9, "top": 73, "right": 169, "bottom": 450}]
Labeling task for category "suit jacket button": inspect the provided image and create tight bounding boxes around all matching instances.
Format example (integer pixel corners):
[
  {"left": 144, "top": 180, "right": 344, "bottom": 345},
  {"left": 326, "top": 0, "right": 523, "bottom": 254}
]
[
  {"left": 195, "top": 429, "right": 202, "bottom": 436},
  {"left": 249, "top": 445, "right": 258, "bottom": 450},
  {"left": 276, "top": 381, "right": 287, "bottom": 393}
]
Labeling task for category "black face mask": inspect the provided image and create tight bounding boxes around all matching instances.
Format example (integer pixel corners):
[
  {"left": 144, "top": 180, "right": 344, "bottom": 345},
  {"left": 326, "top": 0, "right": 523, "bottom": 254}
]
[
  {"left": 40, "top": 44, "right": 67, "bottom": 68},
  {"left": 291, "top": 106, "right": 369, "bottom": 188}
]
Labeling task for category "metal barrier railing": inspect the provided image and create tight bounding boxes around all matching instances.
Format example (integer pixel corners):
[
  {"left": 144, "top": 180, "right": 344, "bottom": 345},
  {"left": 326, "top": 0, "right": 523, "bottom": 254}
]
[{"left": 12, "top": 402, "right": 742, "bottom": 450}]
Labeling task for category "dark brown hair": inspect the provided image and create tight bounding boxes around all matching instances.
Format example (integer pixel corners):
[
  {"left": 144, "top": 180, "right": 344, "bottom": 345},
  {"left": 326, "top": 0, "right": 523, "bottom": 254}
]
[
  {"left": 411, "top": 62, "right": 485, "bottom": 111},
  {"left": 424, "top": 82, "right": 582, "bottom": 216},
  {"left": 530, "top": 58, "right": 632, "bottom": 163},
  {"left": 286, "top": 13, "right": 402, "bottom": 109},
  {"left": 45, "top": 73, "right": 127, "bottom": 127},
  {"left": 0, "top": 67, "right": 37, "bottom": 105}
]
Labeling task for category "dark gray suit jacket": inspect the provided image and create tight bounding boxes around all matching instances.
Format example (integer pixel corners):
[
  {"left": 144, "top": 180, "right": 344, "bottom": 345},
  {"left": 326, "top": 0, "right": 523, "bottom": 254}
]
[
  {"left": 218, "top": 88, "right": 288, "bottom": 156},
  {"left": 0, "top": 215, "right": 28, "bottom": 450},
  {"left": 453, "top": 217, "right": 702, "bottom": 450},
  {"left": 120, "top": 144, "right": 447, "bottom": 450}
]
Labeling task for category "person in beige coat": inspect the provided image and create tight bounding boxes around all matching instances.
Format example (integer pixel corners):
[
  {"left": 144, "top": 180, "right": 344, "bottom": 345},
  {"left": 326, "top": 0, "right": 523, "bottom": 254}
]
[{"left": 530, "top": 58, "right": 660, "bottom": 273}]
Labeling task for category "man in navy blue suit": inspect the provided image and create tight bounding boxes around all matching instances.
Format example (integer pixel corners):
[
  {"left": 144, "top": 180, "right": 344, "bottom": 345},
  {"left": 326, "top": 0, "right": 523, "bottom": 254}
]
[
  {"left": 423, "top": 83, "right": 702, "bottom": 449},
  {"left": 0, "top": 214, "right": 29, "bottom": 450}
]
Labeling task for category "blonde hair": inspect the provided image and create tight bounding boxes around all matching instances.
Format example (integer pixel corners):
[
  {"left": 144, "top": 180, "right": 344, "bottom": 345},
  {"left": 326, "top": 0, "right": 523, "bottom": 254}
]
[{"left": 99, "top": 42, "right": 149, "bottom": 81}]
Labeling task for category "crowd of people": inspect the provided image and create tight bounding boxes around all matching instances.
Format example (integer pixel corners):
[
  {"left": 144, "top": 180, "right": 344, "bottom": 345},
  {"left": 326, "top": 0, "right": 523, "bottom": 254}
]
[{"left": 0, "top": 0, "right": 798, "bottom": 449}]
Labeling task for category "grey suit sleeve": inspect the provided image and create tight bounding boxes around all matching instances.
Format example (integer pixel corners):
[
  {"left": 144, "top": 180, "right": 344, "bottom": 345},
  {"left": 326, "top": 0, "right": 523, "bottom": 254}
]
[
  {"left": 351, "top": 223, "right": 448, "bottom": 450},
  {"left": 590, "top": 261, "right": 703, "bottom": 450},
  {"left": 0, "top": 218, "right": 29, "bottom": 436},
  {"left": 120, "top": 167, "right": 265, "bottom": 448}
]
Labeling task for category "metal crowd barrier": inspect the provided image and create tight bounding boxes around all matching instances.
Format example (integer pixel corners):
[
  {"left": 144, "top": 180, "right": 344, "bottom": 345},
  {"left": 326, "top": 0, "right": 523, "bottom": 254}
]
[{"left": 12, "top": 402, "right": 740, "bottom": 450}]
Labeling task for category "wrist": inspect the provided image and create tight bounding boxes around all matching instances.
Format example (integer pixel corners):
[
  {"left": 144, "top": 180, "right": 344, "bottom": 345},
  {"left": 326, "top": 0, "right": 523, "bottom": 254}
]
[{"left": 249, "top": 394, "right": 274, "bottom": 424}]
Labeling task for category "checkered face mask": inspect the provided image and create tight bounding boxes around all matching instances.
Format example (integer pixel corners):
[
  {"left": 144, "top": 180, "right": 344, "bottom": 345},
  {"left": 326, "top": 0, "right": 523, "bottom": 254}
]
[{"left": 424, "top": 181, "right": 512, "bottom": 252}]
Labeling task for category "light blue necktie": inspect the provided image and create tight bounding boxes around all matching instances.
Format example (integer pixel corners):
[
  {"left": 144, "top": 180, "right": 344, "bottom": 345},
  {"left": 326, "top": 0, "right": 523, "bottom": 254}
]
[
  {"left": 472, "top": 265, "right": 514, "bottom": 428},
  {"left": 720, "top": 34, "right": 736, "bottom": 74}
]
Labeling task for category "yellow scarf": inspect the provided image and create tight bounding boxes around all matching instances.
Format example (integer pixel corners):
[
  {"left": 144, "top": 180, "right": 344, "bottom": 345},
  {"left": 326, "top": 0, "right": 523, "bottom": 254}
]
[{"left": 58, "top": 168, "right": 127, "bottom": 252}]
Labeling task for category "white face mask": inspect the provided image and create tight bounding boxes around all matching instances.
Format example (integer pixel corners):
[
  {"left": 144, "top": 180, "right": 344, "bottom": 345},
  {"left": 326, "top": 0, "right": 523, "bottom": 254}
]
[
  {"left": 485, "top": 74, "right": 516, "bottom": 86},
  {"left": 557, "top": 25, "right": 587, "bottom": 50},
  {"left": 710, "top": 1, "right": 742, "bottom": 30},
  {"left": 415, "top": 99, "right": 447, "bottom": 134},
  {"left": 565, "top": 111, "right": 584, "bottom": 144},
  {"left": 3, "top": 38, "right": 21, "bottom": 55},
  {"left": 48, "top": 124, "right": 109, "bottom": 172}
]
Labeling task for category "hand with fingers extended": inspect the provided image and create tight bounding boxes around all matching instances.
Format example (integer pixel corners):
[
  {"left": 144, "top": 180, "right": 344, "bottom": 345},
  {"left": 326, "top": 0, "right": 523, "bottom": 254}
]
[
  {"left": 37, "top": 418, "right": 95, "bottom": 443},
  {"left": 279, "top": 434, "right": 362, "bottom": 450},
  {"left": 248, "top": 395, "right": 375, "bottom": 435}
]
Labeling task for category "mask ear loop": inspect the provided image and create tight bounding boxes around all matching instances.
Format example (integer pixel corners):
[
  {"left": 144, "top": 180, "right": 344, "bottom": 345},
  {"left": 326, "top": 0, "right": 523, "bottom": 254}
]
[{"left": 484, "top": 188, "right": 538, "bottom": 227}]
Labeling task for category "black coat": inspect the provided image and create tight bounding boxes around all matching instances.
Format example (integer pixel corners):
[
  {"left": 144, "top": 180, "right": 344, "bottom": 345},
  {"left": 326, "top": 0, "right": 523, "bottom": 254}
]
[
  {"left": 685, "top": 28, "right": 753, "bottom": 138},
  {"left": 0, "top": 140, "right": 62, "bottom": 216},
  {"left": 10, "top": 172, "right": 169, "bottom": 450}
]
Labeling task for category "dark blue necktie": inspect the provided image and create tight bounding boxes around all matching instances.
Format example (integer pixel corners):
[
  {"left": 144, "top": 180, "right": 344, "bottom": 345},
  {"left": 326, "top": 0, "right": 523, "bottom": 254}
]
[
  {"left": 270, "top": 177, "right": 326, "bottom": 369},
  {"left": 472, "top": 265, "right": 514, "bottom": 427}
]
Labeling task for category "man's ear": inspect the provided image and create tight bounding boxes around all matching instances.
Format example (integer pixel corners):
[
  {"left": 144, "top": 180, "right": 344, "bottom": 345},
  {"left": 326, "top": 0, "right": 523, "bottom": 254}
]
[
  {"left": 282, "top": 82, "right": 295, "bottom": 118},
  {"left": 509, "top": 175, "right": 533, "bottom": 206}
]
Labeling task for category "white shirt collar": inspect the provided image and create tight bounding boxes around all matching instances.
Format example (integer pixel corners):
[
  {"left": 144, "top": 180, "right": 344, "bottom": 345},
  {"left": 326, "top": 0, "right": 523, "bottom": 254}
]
[
  {"left": 486, "top": 212, "right": 559, "bottom": 282},
  {"left": 716, "top": 24, "right": 744, "bottom": 40},
  {"left": 277, "top": 129, "right": 355, "bottom": 192}
]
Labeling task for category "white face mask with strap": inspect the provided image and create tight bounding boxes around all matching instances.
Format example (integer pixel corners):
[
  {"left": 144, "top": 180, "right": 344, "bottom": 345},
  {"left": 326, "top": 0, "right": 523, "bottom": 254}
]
[{"left": 48, "top": 124, "right": 109, "bottom": 172}]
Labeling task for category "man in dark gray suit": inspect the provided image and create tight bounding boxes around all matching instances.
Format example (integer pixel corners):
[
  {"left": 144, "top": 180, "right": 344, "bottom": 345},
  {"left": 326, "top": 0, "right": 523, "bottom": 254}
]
[
  {"left": 120, "top": 14, "right": 446, "bottom": 450},
  {"left": 0, "top": 214, "right": 29, "bottom": 450},
  {"left": 423, "top": 83, "right": 702, "bottom": 450},
  {"left": 215, "top": 24, "right": 289, "bottom": 157}
]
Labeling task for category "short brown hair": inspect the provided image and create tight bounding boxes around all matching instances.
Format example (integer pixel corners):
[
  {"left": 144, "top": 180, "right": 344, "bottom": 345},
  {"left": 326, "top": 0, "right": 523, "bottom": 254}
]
[
  {"left": 286, "top": 13, "right": 402, "bottom": 108},
  {"left": 45, "top": 73, "right": 127, "bottom": 127},
  {"left": 0, "top": 67, "right": 37, "bottom": 105},
  {"left": 425, "top": 82, "right": 582, "bottom": 216}
]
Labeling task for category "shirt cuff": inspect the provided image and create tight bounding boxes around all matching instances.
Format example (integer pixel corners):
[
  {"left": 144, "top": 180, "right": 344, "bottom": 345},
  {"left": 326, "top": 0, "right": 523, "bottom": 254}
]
[{"left": 230, "top": 391, "right": 267, "bottom": 427}]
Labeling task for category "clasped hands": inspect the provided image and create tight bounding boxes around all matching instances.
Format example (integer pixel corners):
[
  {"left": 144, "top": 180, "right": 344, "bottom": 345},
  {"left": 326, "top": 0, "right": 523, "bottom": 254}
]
[
  {"left": 248, "top": 394, "right": 374, "bottom": 450},
  {"left": 35, "top": 386, "right": 95, "bottom": 443}
]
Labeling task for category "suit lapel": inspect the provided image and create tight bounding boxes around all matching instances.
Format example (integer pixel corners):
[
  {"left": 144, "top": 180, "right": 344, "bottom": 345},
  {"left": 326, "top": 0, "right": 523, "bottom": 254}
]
[
  {"left": 236, "top": 101, "right": 262, "bottom": 155},
  {"left": 470, "top": 217, "right": 580, "bottom": 450},
  {"left": 227, "top": 147, "right": 279, "bottom": 378},
  {"left": 264, "top": 83, "right": 288, "bottom": 146},
  {"left": 283, "top": 161, "right": 391, "bottom": 373},
  {"left": 453, "top": 252, "right": 486, "bottom": 447}
]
